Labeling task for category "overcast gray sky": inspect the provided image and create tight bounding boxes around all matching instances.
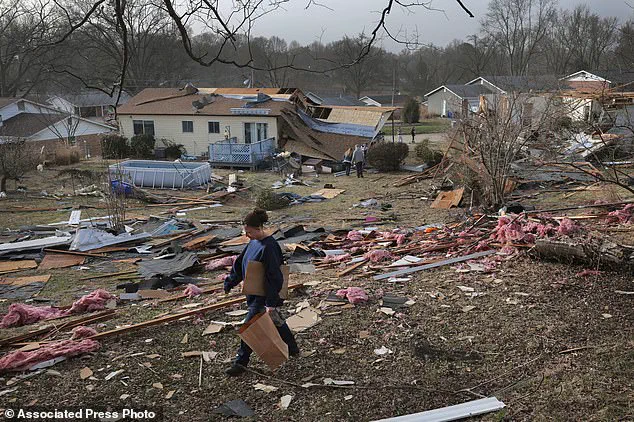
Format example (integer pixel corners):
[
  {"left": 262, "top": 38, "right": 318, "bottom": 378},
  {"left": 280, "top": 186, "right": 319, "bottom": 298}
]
[{"left": 250, "top": 0, "right": 634, "bottom": 50}]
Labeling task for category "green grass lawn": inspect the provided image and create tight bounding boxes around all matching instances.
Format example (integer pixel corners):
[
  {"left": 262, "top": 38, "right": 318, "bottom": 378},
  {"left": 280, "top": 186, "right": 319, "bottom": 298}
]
[{"left": 382, "top": 118, "right": 451, "bottom": 135}]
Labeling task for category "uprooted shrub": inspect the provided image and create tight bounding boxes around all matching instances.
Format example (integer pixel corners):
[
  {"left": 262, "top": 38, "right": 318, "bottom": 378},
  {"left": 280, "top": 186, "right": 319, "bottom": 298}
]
[
  {"left": 415, "top": 139, "right": 444, "bottom": 166},
  {"left": 367, "top": 142, "right": 409, "bottom": 171},
  {"left": 101, "top": 134, "right": 129, "bottom": 159},
  {"left": 129, "top": 134, "right": 155, "bottom": 159},
  {"left": 255, "top": 188, "right": 290, "bottom": 210}
]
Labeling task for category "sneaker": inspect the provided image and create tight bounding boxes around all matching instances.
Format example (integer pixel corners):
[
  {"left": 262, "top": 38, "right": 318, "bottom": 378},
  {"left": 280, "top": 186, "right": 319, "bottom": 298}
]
[{"left": 225, "top": 363, "right": 247, "bottom": 376}]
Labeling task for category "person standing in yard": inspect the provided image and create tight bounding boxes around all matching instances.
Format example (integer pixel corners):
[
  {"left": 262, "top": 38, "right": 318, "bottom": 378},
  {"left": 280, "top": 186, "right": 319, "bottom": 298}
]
[
  {"left": 411, "top": 126, "right": 416, "bottom": 143},
  {"left": 352, "top": 144, "right": 365, "bottom": 178},
  {"left": 224, "top": 209, "right": 299, "bottom": 376},
  {"left": 342, "top": 147, "right": 353, "bottom": 176},
  {"left": 397, "top": 128, "right": 403, "bottom": 143}
]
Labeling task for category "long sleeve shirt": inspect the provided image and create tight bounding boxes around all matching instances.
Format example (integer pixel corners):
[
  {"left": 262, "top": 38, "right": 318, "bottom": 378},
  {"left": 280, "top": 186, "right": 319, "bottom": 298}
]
[
  {"left": 352, "top": 148, "right": 364, "bottom": 164},
  {"left": 224, "top": 235, "right": 284, "bottom": 308}
]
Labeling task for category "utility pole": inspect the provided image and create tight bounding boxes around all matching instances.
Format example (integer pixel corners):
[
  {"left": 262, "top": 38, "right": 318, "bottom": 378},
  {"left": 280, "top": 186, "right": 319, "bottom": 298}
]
[{"left": 391, "top": 64, "right": 395, "bottom": 143}]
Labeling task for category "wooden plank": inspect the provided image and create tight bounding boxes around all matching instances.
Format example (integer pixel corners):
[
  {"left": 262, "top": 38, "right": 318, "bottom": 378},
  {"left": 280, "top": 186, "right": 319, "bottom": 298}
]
[
  {"left": 90, "top": 283, "right": 304, "bottom": 340},
  {"left": 182, "top": 234, "right": 216, "bottom": 250},
  {"left": 0, "top": 260, "right": 38, "bottom": 272},
  {"left": 38, "top": 254, "right": 85, "bottom": 270},
  {"left": 337, "top": 259, "right": 368, "bottom": 277},
  {"left": 0, "top": 310, "right": 115, "bottom": 347},
  {"left": 373, "top": 250, "right": 496, "bottom": 280},
  {"left": 88, "top": 297, "right": 246, "bottom": 340},
  {"left": 43, "top": 249, "right": 106, "bottom": 258}
]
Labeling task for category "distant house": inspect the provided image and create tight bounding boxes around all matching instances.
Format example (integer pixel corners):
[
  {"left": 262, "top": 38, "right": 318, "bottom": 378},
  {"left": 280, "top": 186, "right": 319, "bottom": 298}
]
[
  {"left": 359, "top": 94, "right": 410, "bottom": 108},
  {"left": 48, "top": 90, "right": 131, "bottom": 124},
  {"left": 117, "top": 86, "right": 393, "bottom": 163},
  {"left": 424, "top": 84, "right": 497, "bottom": 117},
  {"left": 466, "top": 75, "right": 561, "bottom": 94},
  {"left": 0, "top": 97, "right": 116, "bottom": 156},
  {"left": 305, "top": 92, "right": 367, "bottom": 107}
]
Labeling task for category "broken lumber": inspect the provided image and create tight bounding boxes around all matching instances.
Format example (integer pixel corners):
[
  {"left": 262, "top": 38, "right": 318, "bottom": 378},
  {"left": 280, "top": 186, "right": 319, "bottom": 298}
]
[
  {"left": 89, "top": 283, "right": 304, "bottom": 340},
  {"left": 0, "top": 310, "right": 115, "bottom": 347},
  {"left": 374, "top": 250, "right": 496, "bottom": 280},
  {"left": 337, "top": 259, "right": 368, "bottom": 277},
  {"left": 43, "top": 249, "right": 106, "bottom": 258}
]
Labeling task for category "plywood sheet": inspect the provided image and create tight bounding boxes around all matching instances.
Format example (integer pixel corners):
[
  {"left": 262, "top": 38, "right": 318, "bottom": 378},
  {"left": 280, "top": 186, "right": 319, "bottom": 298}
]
[
  {"left": 0, "top": 275, "right": 51, "bottom": 286},
  {"left": 311, "top": 188, "right": 345, "bottom": 199},
  {"left": 39, "top": 254, "right": 85, "bottom": 270},
  {"left": 0, "top": 260, "right": 38, "bottom": 273}
]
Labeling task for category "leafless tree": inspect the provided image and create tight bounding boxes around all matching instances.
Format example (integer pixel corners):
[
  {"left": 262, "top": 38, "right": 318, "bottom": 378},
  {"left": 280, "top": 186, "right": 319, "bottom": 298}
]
[
  {"left": 0, "top": 0, "right": 59, "bottom": 96},
  {"left": 29, "top": 0, "right": 474, "bottom": 99},
  {"left": 482, "top": 0, "right": 556, "bottom": 76},
  {"left": 455, "top": 91, "right": 564, "bottom": 206},
  {"left": 331, "top": 33, "right": 387, "bottom": 98}
]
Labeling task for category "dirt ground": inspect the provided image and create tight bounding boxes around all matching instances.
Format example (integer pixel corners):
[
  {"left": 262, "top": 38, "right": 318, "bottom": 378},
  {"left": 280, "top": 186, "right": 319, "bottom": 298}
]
[{"left": 0, "top": 158, "right": 632, "bottom": 421}]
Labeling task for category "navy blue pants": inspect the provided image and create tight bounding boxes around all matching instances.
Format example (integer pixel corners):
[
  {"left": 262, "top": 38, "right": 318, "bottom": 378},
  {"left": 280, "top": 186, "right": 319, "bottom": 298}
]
[{"left": 236, "top": 305, "right": 298, "bottom": 365}]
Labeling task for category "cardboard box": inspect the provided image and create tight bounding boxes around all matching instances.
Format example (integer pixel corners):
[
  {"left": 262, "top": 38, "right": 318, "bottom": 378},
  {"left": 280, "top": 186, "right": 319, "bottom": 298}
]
[
  {"left": 242, "top": 261, "right": 289, "bottom": 299},
  {"left": 238, "top": 312, "right": 289, "bottom": 370}
]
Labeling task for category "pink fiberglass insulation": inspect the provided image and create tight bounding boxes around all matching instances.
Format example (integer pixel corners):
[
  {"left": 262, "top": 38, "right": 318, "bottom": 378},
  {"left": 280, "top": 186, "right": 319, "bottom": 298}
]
[
  {"left": 322, "top": 254, "right": 351, "bottom": 263},
  {"left": 491, "top": 216, "right": 536, "bottom": 244},
  {"left": 336, "top": 287, "right": 368, "bottom": 304},
  {"left": 206, "top": 255, "right": 238, "bottom": 271},
  {"left": 364, "top": 250, "right": 393, "bottom": 263},
  {"left": 346, "top": 231, "right": 364, "bottom": 241},
  {"left": 68, "top": 289, "right": 115, "bottom": 314},
  {"left": 0, "top": 304, "right": 66, "bottom": 328},
  {"left": 558, "top": 218, "right": 580, "bottom": 236},
  {"left": 183, "top": 283, "right": 203, "bottom": 297},
  {"left": 0, "top": 338, "right": 100, "bottom": 372},
  {"left": 0, "top": 289, "right": 115, "bottom": 329},
  {"left": 607, "top": 204, "right": 634, "bottom": 224},
  {"left": 524, "top": 221, "right": 556, "bottom": 238},
  {"left": 70, "top": 326, "right": 98, "bottom": 340}
]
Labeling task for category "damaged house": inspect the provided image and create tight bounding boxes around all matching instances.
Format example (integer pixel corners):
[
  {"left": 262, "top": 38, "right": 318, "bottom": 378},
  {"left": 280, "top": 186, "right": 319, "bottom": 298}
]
[{"left": 117, "top": 85, "right": 393, "bottom": 166}]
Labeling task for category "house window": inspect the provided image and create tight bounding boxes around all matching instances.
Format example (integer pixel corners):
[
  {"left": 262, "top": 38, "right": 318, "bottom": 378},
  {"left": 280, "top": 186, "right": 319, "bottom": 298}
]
[
  {"left": 244, "top": 122, "right": 268, "bottom": 144},
  {"left": 17, "top": 101, "right": 25, "bottom": 111},
  {"left": 208, "top": 121, "right": 220, "bottom": 134},
  {"left": 133, "top": 120, "right": 155, "bottom": 136},
  {"left": 182, "top": 120, "right": 194, "bottom": 133}
]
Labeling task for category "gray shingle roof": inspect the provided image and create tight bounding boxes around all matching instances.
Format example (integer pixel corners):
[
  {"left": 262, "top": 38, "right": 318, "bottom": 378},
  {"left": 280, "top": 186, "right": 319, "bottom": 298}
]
[{"left": 444, "top": 84, "right": 496, "bottom": 98}]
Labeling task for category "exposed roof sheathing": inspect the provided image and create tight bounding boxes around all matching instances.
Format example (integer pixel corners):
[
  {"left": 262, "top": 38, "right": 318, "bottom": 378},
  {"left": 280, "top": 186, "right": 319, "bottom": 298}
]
[{"left": 117, "top": 88, "right": 291, "bottom": 116}]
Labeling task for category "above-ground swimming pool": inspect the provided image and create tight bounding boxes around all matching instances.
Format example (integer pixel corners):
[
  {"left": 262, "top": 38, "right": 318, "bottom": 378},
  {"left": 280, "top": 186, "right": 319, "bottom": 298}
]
[{"left": 109, "top": 160, "right": 212, "bottom": 189}]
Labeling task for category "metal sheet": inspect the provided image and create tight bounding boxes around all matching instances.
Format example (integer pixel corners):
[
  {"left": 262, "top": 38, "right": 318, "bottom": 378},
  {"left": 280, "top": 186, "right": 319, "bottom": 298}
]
[
  {"left": 372, "top": 397, "right": 505, "bottom": 422},
  {"left": 374, "top": 250, "right": 496, "bottom": 280},
  {"left": 70, "top": 229, "right": 152, "bottom": 252},
  {"left": 137, "top": 252, "right": 199, "bottom": 279},
  {"left": 0, "top": 234, "right": 73, "bottom": 255}
]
